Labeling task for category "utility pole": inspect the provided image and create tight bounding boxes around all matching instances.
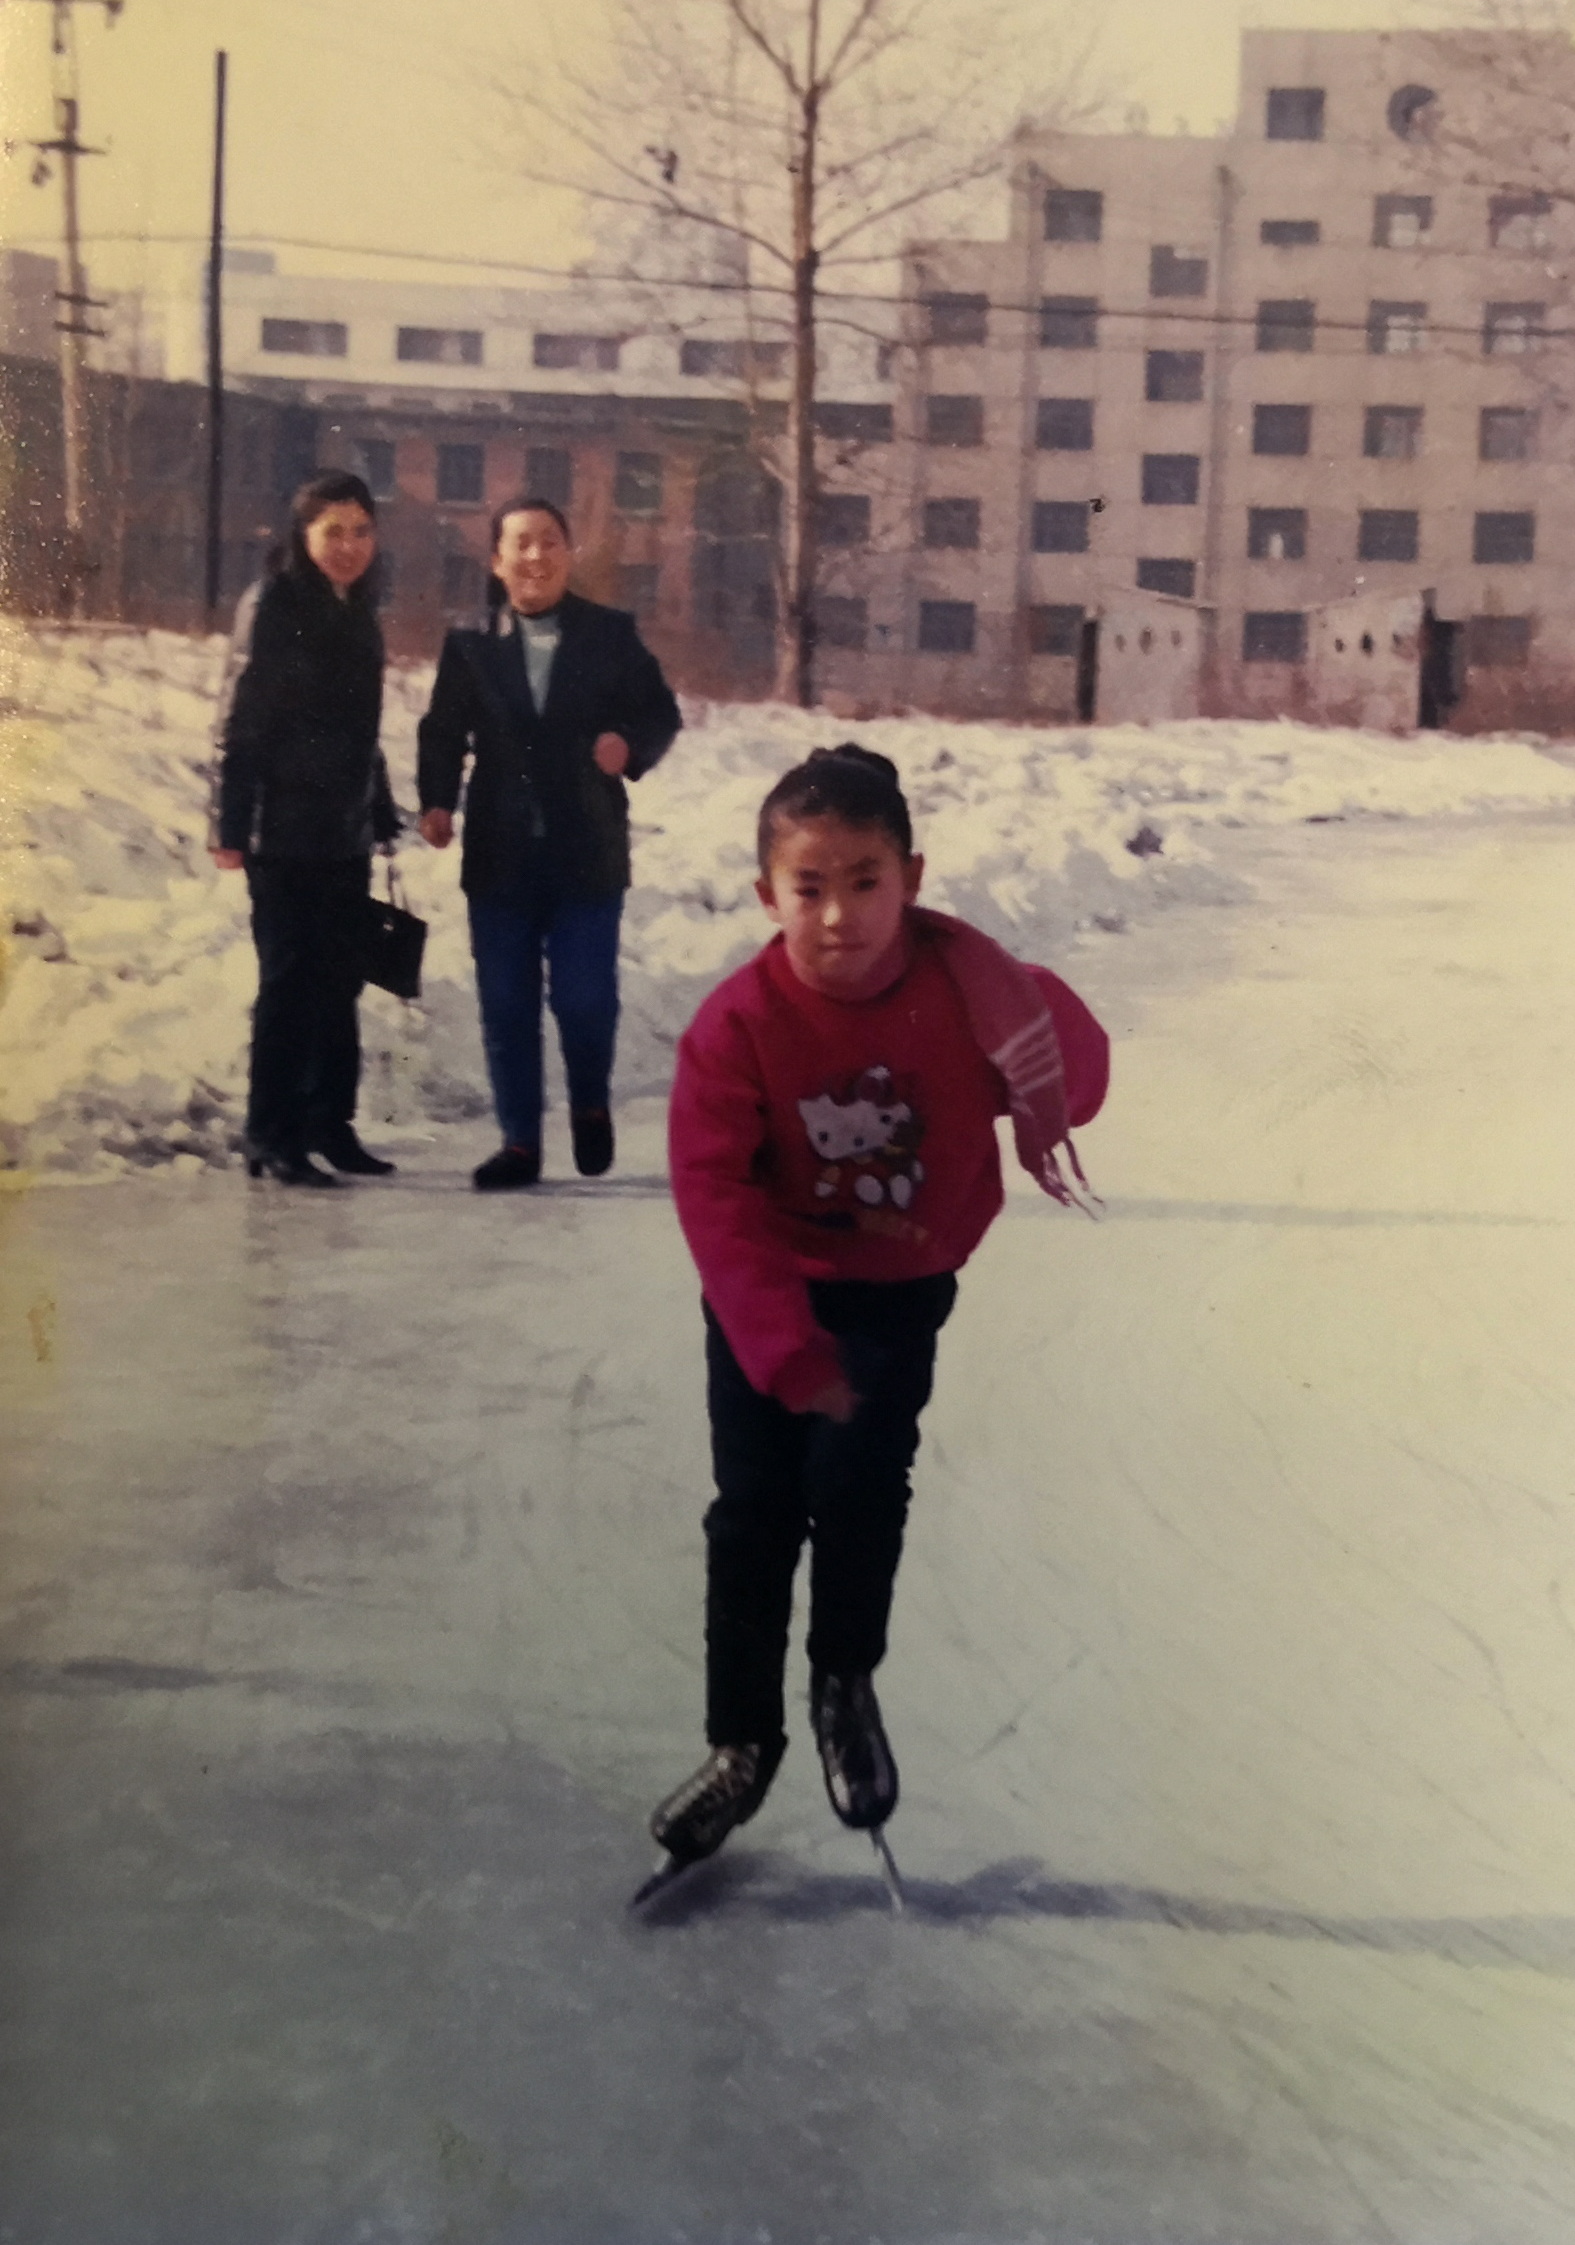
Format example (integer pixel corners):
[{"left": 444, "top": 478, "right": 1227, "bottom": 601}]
[
  {"left": 204, "top": 49, "right": 228, "bottom": 623},
  {"left": 19, "top": 0, "right": 123, "bottom": 613}
]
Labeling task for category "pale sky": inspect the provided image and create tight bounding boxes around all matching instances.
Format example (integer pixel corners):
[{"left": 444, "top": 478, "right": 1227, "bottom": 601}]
[{"left": 0, "top": 0, "right": 1428, "bottom": 302}]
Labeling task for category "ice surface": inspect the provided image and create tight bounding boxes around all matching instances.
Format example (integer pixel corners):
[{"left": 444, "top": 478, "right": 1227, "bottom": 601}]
[
  {"left": 1, "top": 763, "right": 1573, "bottom": 2240},
  {"left": 5, "top": 620, "right": 1575, "bottom": 1177}
]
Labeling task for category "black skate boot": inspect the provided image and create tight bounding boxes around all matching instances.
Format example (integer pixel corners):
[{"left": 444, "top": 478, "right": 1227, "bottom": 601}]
[
  {"left": 648, "top": 1737, "right": 786, "bottom": 1866},
  {"left": 810, "top": 1671, "right": 898, "bottom": 1830}
]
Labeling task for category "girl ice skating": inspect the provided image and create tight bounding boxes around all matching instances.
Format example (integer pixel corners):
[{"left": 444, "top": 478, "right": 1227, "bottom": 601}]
[{"left": 648, "top": 744, "right": 1109, "bottom": 1894}]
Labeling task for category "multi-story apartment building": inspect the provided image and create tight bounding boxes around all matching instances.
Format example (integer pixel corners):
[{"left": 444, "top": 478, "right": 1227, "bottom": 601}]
[{"left": 817, "top": 27, "right": 1573, "bottom": 729}]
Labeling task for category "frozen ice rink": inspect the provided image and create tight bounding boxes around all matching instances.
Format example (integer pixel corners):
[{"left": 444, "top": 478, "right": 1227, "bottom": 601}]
[{"left": 4, "top": 810, "right": 1574, "bottom": 2244}]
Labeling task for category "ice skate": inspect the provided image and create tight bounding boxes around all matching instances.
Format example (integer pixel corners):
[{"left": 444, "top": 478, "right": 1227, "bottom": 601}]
[
  {"left": 809, "top": 1671, "right": 898, "bottom": 1831},
  {"left": 633, "top": 1738, "right": 786, "bottom": 1904}
]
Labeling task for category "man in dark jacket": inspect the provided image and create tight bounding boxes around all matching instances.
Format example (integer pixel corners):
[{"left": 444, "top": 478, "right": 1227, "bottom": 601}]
[{"left": 417, "top": 496, "right": 682, "bottom": 1188}]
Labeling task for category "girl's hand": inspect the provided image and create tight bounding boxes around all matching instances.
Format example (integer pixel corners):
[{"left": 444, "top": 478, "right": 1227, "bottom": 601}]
[
  {"left": 211, "top": 848, "right": 244, "bottom": 870},
  {"left": 592, "top": 731, "right": 630, "bottom": 776},
  {"left": 419, "top": 809, "right": 454, "bottom": 848}
]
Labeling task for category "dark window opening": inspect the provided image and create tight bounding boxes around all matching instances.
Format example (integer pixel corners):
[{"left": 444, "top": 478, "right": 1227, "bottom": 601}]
[
  {"left": 533, "top": 332, "right": 621, "bottom": 371},
  {"left": 1032, "top": 500, "right": 1090, "bottom": 553},
  {"left": 918, "top": 600, "right": 976, "bottom": 653},
  {"left": 1483, "top": 301, "right": 1545, "bottom": 355},
  {"left": 354, "top": 437, "right": 397, "bottom": 499},
  {"left": 1150, "top": 245, "right": 1208, "bottom": 297},
  {"left": 816, "top": 492, "right": 871, "bottom": 547},
  {"left": 924, "top": 394, "right": 984, "bottom": 446},
  {"left": 436, "top": 443, "right": 485, "bottom": 504},
  {"left": 524, "top": 447, "right": 572, "bottom": 509},
  {"left": 1136, "top": 558, "right": 1196, "bottom": 597},
  {"left": 261, "top": 317, "right": 346, "bottom": 358},
  {"left": 923, "top": 293, "right": 988, "bottom": 345},
  {"left": 1040, "top": 295, "right": 1099, "bottom": 349},
  {"left": 1257, "top": 298, "right": 1315, "bottom": 352},
  {"left": 1480, "top": 406, "right": 1534, "bottom": 461},
  {"left": 1141, "top": 453, "right": 1201, "bottom": 505},
  {"left": 1028, "top": 603, "right": 1084, "bottom": 656},
  {"left": 1358, "top": 509, "right": 1419, "bottom": 562},
  {"left": 1247, "top": 507, "right": 1307, "bottom": 560},
  {"left": 1044, "top": 189, "right": 1104, "bottom": 242},
  {"left": 1373, "top": 195, "right": 1433, "bottom": 248},
  {"left": 1368, "top": 300, "right": 1426, "bottom": 353},
  {"left": 614, "top": 452, "right": 663, "bottom": 513},
  {"left": 1252, "top": 403, "right": 1311, "bottom": 455},
  {"left": 398, "top": 326, "right": 482, "bottom": 366},
  {"left": 680, "top": 337, "right": 788, "bottom": 379},
  {"left": 1474, "top": 510, "right": 1535, "bottom": 563},
  {"left": 816, "top": 595, "right": 868, "bottom": 651},
  {"left": 1244, "top": 610, "right": 1307, "bottom": 661},
  {"left": 1387, "top": 84, "right": 1437, "bottom": 141},
  {"left": 816, "top": 401, "right": 893, "bottom": 442},
  {"left": 1146, "top": 350, "right": 1205, "bottom": 402},
  {"left": 1489, "top": 192, "right": 1552, "bottom": 250},
  {"left": 1266, "top": 87, "right": 1325, "bottom": 141},
  {"left": 923, "top": 497, "right": 981, "bottom": 549},
  {"left": 1036, "top": 397, "right": 1094, "bottom": 450},
  {"left": 1260, "top": 218, "right": 1321, "bottom": 247},
  {"left": 1364, "top": 406, "right": 1422, "bottom": 460}
]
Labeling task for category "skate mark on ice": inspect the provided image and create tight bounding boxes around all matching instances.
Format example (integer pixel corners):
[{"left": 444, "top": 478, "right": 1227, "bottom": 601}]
[
  {"left": 1053, "top": 1197, "right": 1564, "bottom": 1230},
  {"left": 0, "top": 1656, "right": 220, "bottom": 1695}
]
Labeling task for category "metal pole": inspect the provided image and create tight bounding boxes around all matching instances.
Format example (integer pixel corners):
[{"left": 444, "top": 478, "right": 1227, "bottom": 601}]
[
  {"left": 56, "top": 89, "right": 89, "bottom": 569},
  {"left": 204, "top": 49, "right": 228, "bottom": 622}
]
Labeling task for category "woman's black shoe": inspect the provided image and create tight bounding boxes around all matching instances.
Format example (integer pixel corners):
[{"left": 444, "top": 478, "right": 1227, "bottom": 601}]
[
  {"left": 309, "top": 1126, "right": 396, "bottom": 1175},
  {"left": 570, "top": 1107, "right": 614, "bottom": 1177},
  {"left": 473, "top": 1144, "right": 542, "bottom": 1191},
  {"left": 245, "top": 1145, "right": 341, "bottom": 1188}
]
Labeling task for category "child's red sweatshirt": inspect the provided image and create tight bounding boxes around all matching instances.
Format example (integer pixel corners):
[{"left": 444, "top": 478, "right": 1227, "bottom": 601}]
[{"left": 670, "top": 922, "right": 1095, "bottom": 1410}]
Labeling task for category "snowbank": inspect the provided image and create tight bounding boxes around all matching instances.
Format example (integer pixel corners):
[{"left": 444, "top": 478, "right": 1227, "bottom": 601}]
[{"left": 4, "top": 619, "right": 1574, "bottom": 1178}]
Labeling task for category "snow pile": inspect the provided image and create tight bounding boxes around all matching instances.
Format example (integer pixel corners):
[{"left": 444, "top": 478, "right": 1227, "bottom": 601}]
[{"left": 4, "top": 619, "right": 1574, "bottom": 1178}]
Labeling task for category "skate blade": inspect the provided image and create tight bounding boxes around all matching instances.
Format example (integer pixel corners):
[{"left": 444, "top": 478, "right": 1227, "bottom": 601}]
[
  {"left": 629, "top": 1853, "right": 693, "bottom": 1909},
  {"left": 870, "top": 1828, "right": 906, "bottom": 1915}
]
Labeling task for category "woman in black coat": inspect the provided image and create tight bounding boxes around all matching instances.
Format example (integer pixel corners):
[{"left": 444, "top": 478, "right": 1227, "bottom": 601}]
[
  {"left": 210, "top": 469, "right": 401, "bottom": 1187},
  {"left": 417, "top": 495, "right": 681, "bottom": 1189}
]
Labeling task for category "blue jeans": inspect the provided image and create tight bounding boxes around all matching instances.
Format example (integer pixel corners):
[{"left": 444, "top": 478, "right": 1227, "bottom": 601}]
[{"left": 467, "top": 882, "right": 624, "bottom": 1148}]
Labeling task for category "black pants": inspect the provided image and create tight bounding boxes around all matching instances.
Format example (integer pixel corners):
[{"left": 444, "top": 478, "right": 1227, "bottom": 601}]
[
  {"left": 702, "top": 1272, "right": 958, "bottom": 1748},
  {"left": 244, "top": 856, "right": 369, "bottom": 1154}
]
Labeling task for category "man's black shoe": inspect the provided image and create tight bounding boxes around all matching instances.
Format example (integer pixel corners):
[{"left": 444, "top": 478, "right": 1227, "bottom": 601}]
[
  {"left": 570, "top": 1107, "right": 614, "bottom": 1177},
  {"left": 810, "top": 1671, "right": 898, "bottom": 1830},
  {"left": 473, "top": 1144, "right": 542, "bottom": 1191},
  {"left": 310, "top": 1126, "right": 395, "bottom": 1176}
]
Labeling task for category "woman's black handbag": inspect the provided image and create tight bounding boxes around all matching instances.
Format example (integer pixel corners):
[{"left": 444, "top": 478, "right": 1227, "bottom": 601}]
[{"left": 360, "top": 860, "right": 426, "bottom": 1000}]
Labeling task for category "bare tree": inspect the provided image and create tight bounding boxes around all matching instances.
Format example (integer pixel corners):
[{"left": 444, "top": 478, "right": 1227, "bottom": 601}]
[{"left": 491, "top": 0, "right": 1106, "bottom": 704}]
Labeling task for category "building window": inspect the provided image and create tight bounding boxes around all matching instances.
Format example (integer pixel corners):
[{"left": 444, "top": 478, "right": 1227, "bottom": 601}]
[
  {"left": 876, "top": 341, "right": 901, "bottom": 380},
  {"left": 1256, "top": 299, "right": 1315, "bottom": 352},
  {"left": 1136, "top": 558, "right": 1196, "bottom": 597},
  {"left": 1243, "top": 610, "right": 1307, "bottom": 661},
  {"left": 1032, "top": 500, "right": 1089, "bottom": 553},
  {"left": 1489, "top": 192, "right": 1552, "bottom": 251},
  {"left": 1266, "top": 87, "right": 1325, "bottom": 141},
  {"left": 441, "top": 551, "right": 486, "bottom": 609},
  {"left": 1388, "top": 84, "right": 1437, "bottom": 140},
  {"left": 616, "top": 562, "right": 659, "bottom": 616},
  {"left": 614, "top": 451, "right": 663, "bottom": 512},
  {"left": 1028, "top": 603, "right": 1084, "bottom": 655},
  {"left": 1363, "top": 405, "right": 1422, "bottom": 460},
  {"left": 679, "top": 337, "right": 789, "bottom": 379},
  {"left": 1036, "top": 397, "right": 1094, "bottom": 450},
  {"left": 1468, "top": 614, "right": 1531, "bottom": 666},
  {"left": 436, "top": 443, "right": 485, "bottom": 504},
  {"left": 923, "top": 498, "right": 981, "bottom": 548},
  {"left": 1483, "top": 301, "right": 1544, "bottom": 355},
  {"left": 1474, "top": 510, "right": 1535, "bottom": 563},
  {"left": 1480, "top": 406, "right": 1534, "bottom": 461},
  {"left": 816, "top": 595, "right": 868, "bottom": 651},
  {"left": 260, "top": 317, "right": 347, "bottom": 357},
  {"left": 354, "top": 437, "right": 397, "bottom": 498},
  {"left": 816, "top": 400, "right": 894, "bottom": 442},
  {"left": 1252, "top": 403, "right": 1311, "bottom": 455},
  {"left": 1150, "top": 245, "right": 1208, "bottom": 298},
  {"left": 1373, "top": 195, "right": 1433, "bottom": 248},
  {"left": 816, "top": 492, "right": 871, "bottom": 547},
  {"left": 398, "top": 326, "right": 483, "bottom": 366},
  {"left": 1260, "top": 218, "right": 1321, "bottom": 246},
  {"left": 1044, "top": 189, "right": 1103, "bottom": 242},
  {"left": 1358, "top": 509, "right": 1419, "bottom": 562},
  {"left": 918, "top": 600, "right": 976, "bottom": 653},
  {"left": 1145, "top": 350, "right": 1205, "bottom": 402},
  {"left": 533, "top": 332, "right": 621, "bottom": 371},
  {"left": 1141, "top": 453, "right": 1200, "bottom": 505},
  {"left": 924, "top": 394, "right": 984, "bottom": 446},
  {"left": 524, "top": 447, "right": 572, "bottom": 509},
  {"left": 923, "top": 293, "right": 988, "bottom": 345},
  {"left": 1247, "top": 507, "right": 1307, "bottom": 560},
  {"left": 1368, "top": 301, "right": 1426, "bottom": 354},
  {"left": 1040, "top": 296, "right": 1099, "bottom": 349}
]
